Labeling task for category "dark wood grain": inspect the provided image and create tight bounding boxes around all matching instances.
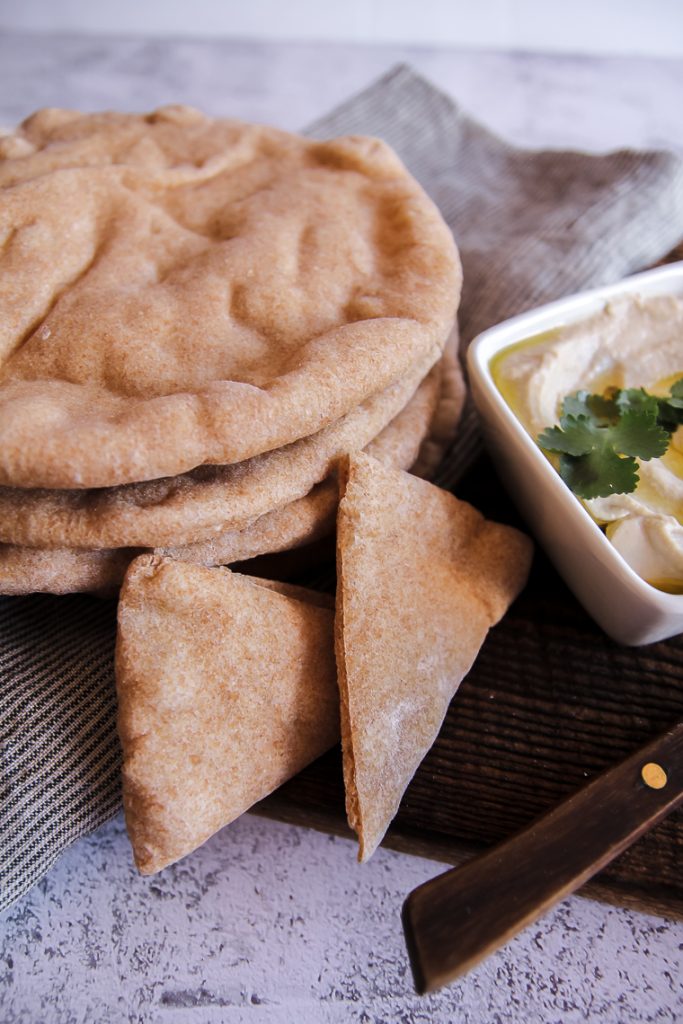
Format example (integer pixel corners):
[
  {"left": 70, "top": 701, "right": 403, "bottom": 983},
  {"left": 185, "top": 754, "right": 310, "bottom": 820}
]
[{"left": 402, "top": 722, "right": 683, "bottom": 993}]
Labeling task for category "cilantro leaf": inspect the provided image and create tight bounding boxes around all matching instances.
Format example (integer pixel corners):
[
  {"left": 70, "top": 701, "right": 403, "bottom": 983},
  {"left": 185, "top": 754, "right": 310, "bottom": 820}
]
[
  {"left": 558, "top": 450, "right": 639, "bottom": 499},
  {"left": 561, "top": 390, "right": 617, "bottom": 424},
  {"left": 540, "top": 408, "right": 667, "bottom": 463},
  {"left": 538, "top": 417, "right": 593, "bottom": 456},
  {"left": 610, "top": 407, "right": 669, "bottom": 460},
  {"left": 537, "top": 380, "right": 677, "bottom": 499},
  {"left": 615, "top": 387, "right": 660, "bottom": 418},
  {"left": 656, "top": 377, "right": 683, "bottom": 430}
]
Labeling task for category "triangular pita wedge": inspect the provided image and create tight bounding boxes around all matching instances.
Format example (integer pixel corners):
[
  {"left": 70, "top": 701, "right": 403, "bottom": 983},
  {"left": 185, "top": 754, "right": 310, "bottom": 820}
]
[
  {"left": 335, "top": 451, "right": 533, "bottom": 861},
  {"left": 116, "top": 555, "right": 338, "bottom": 874}
]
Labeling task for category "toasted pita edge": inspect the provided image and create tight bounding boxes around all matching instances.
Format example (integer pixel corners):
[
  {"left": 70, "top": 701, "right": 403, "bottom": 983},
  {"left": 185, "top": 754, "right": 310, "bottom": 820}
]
[{"left": 333, "top": 456, "right": 364, "bottom": 852}]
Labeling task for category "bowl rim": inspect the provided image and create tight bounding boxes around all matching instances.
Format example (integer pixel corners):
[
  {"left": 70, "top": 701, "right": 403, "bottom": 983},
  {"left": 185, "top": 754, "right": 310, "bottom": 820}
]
[{"left": 466, "top": 260, "right": 683, "bottom": 615}]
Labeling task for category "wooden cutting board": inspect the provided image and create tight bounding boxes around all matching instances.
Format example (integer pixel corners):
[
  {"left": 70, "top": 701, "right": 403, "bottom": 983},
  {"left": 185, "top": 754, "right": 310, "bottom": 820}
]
[
  {"left": 258, "top": 246, "right": 683, "bottom": 919},
  {"left": 256, "top": 429, "right": 683, "bottom": 921}
]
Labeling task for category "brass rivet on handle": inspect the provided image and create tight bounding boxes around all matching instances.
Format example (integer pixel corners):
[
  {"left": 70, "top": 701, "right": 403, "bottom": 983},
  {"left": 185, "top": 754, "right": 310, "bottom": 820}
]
[{"left": 641, "top": 762, "right": 668, "bottom": 790}]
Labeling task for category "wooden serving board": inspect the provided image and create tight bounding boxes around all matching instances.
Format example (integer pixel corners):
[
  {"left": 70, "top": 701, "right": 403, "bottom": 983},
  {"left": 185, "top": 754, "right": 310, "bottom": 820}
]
[
  {"left": 255, "top": 452, "right": 683, "bottom": 920},
  {"left": 257, "top": 246, "right": 683, "bottom": 919}
]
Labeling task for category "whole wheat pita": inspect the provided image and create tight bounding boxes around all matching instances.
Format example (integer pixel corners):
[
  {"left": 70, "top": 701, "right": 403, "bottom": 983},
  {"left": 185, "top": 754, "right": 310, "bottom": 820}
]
[
  {"left": 0, "top": 344, "right": 440, "bottom": 549},
  {"left": 335, "top": 451, "right": 533, "bottom": 861},
  {"left": 0, "top": 343, "right": 463, "bottom": 595},
  {"left": 0, "top": 106, "right": 460, "bottom": 489},
  {"left": 116, "top": 557, "right": 339, "bottom": 874}
]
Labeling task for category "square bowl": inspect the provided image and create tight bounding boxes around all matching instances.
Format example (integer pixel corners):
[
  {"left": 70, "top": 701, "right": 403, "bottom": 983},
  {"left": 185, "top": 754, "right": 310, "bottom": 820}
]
[{"left": 467, "top": 261, "right": 683, "bottom": 646}]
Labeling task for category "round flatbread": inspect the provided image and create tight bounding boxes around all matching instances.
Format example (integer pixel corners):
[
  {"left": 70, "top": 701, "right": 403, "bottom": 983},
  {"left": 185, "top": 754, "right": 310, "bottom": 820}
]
[
  {"left": 0, "top": 105, "right": 460, "bottom": 489},
  {"left": 0, "top": 345, "right": 465, "bottom": 595},
  {"left": 0, "top": 344, "right": 437, "bottom": 550}
]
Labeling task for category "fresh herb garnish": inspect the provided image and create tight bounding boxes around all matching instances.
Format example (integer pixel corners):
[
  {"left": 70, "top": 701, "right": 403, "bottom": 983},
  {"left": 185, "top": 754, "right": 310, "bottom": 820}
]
[{"left": 537, "top": 378, "right": 683, "bottom": 499}]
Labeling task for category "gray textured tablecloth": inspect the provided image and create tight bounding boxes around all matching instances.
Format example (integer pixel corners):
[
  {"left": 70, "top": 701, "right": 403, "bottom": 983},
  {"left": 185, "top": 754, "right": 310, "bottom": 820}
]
[{"left": 2, "top": 64, "right": 683, "bottom": 913}]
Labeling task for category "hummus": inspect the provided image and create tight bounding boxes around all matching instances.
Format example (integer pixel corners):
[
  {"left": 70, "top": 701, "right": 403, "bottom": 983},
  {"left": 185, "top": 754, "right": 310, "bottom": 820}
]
[{"left": 492, "top": 293, "right": 683, "bottom": 592}]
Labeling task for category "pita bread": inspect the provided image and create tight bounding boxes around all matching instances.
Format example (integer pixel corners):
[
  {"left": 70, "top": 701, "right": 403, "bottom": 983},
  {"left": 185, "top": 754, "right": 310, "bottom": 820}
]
[
  {"left": 116, "top": 557, "right": 339, "bottom": 874},
  {"left": 0, "top": 344, "right": 439, "bottom": 549},
  {"left": 409, "top": 330, "right": 466, "bottom": 479},
  {"left": 0, "top": 344, "right": 461, "bottom": 595},
  {"left": 0, "top": 106, "right": 460, "bottom": 489},
  {"left": 335, "top": 451, "right": 533, "bottom": 861}
]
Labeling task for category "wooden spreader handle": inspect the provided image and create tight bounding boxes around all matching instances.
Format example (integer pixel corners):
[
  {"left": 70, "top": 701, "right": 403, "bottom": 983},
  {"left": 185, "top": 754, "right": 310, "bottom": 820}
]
[{"left": 402, "top": 720, "right": 683, "bottom": 994}]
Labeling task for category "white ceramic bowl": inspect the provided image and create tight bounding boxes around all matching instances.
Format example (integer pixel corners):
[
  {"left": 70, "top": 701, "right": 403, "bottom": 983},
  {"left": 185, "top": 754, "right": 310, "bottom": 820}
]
[{"left": 467, "top": 261, "right": 683, "bottom": 646}]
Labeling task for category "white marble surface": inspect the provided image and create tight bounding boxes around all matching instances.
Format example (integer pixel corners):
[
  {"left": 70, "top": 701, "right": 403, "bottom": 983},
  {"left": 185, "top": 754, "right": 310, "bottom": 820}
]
[
  {"left": 4, "top": 0, "right": 683, "bottom": 58},
  {"left": 1, "top": 31, "right": 683, "bottom": 153},
  {"left": 1, "top": 30, "right": 683, "bottom": 1024},
  {"left": 3, "top": 814, "right": 683, "bottom": 1024}
]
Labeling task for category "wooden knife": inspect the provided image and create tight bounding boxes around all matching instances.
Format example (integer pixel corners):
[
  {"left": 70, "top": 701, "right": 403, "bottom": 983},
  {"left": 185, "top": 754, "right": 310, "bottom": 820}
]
[{"left": 402, "top": 720, "right": 683, "bottom": 994}]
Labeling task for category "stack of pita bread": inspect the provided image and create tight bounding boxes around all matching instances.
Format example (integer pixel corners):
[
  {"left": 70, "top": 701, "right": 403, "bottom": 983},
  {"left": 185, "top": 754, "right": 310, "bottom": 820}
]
[
  {"left": 0, "top": 105, "right": 465, "bottom": 594},
  {"left": 1, "top": 105, "right": 534, "bottom": 870}
]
